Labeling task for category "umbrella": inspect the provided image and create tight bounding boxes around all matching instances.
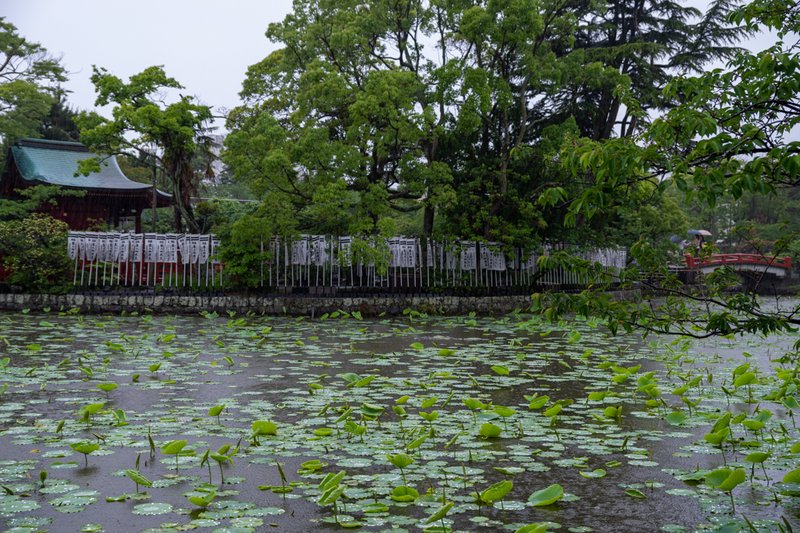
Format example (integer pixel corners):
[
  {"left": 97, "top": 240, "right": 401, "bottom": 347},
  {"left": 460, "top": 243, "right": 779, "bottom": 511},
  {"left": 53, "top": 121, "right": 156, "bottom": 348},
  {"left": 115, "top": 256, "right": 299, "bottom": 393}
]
[{"left": 687, "top": 229, "right": 712, "bottom": 237}]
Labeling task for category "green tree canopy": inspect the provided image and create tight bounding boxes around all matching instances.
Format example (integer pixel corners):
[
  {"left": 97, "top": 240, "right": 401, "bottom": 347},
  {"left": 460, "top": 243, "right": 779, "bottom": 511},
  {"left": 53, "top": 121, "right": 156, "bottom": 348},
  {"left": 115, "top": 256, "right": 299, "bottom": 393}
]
[
  {"left": 77, "top": 66, "right": 214, "bottom": 233},
  {"left": 226, "top": 0, "right": 746, "bottom": 247},
  {"left": 38, "top": 93, "right": 80, "bottom": 142},
  {"left": 537, "top": 0, "right": 800, "bottom": 339},
  {"left": 0, "top": 18, "right": 66, "bottom": 161}
]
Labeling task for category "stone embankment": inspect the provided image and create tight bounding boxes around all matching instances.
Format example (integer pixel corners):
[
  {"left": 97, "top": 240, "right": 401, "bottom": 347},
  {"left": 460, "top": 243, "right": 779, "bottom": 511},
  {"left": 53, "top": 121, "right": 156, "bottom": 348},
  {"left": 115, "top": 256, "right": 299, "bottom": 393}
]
[{"left": 0, "top": 292, "right": 536, "bottom": 316}]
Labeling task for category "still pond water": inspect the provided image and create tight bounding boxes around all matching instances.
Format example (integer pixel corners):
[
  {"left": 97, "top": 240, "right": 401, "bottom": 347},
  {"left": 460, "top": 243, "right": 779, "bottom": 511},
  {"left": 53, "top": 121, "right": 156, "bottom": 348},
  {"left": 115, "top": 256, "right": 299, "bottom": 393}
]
[{"left": 0, "top": 306, "right": 798, "bottom": 532}]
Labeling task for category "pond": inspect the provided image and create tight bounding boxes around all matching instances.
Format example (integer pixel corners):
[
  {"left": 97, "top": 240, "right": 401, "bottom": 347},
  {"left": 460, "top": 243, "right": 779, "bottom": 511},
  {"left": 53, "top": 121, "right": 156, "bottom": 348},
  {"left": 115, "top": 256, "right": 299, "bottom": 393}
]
[{"left": 0, "top": 306, "right": 798, "bottom": 532}]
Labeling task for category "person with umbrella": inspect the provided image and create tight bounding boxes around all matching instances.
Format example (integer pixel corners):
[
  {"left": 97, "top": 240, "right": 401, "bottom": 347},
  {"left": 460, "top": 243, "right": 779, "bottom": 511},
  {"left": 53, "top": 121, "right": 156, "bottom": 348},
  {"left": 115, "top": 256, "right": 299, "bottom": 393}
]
[{"left": 688, "top": 229, "right": 711, "bottom": 257}]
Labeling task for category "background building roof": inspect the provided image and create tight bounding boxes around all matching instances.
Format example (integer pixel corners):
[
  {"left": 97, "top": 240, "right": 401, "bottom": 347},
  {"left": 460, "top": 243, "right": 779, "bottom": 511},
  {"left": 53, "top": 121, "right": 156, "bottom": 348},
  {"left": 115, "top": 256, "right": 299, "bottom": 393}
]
[{"left": 11, "top": 138, "right": 154, "bottom": 191}]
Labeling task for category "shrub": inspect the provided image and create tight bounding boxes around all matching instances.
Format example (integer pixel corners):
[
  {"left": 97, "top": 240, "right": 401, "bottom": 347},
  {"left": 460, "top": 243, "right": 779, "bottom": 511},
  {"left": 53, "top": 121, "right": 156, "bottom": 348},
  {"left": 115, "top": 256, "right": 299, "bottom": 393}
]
[
  {"left": 217, "top": 214, "right": 276, "bottom": 289},
  {"left": 0, "top": 213, "right": 71, "bottom": 292}
]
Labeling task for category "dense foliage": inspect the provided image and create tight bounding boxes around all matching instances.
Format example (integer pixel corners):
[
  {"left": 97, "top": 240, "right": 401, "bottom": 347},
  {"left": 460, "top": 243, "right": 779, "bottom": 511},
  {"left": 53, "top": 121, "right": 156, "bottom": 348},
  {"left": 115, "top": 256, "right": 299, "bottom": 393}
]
[
  {"left": 0, "top": 212, "right": 70, "bottom": 291},
  {"left": 76, "top": 66, "right": 214, "bottom": 233},
  {"left": 535, "top": 0, "right": 800, "bottom": 339},
  {"left": 223, "top": 0, "right": 743, "bottom": 249},
  {"left": 1, "top": 0, "right": 799, "bottom": 306},
  {"left": 0, "top": 18, "right": 66, "bottom": 161}
]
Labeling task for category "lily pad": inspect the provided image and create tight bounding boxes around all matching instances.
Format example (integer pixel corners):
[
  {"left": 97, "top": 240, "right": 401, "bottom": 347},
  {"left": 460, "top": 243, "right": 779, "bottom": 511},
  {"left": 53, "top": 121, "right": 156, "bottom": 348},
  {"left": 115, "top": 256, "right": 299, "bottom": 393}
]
[
  {"left": 132, "top": 502, "right": 174, "bottom": 515},
  {"left": 528, "top": 484, "right": 564, "bottom": 507}
]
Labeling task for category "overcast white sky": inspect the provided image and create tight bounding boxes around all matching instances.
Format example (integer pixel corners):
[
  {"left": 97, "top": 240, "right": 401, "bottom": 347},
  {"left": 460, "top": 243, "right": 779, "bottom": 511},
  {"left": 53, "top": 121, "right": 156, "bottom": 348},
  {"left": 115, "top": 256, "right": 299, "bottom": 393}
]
[
  {"left": 2, "top": 0, "right": 294, "bottom": 117},
  {"left": 0, "top": 0, "right": 782, "bottom": 124}
]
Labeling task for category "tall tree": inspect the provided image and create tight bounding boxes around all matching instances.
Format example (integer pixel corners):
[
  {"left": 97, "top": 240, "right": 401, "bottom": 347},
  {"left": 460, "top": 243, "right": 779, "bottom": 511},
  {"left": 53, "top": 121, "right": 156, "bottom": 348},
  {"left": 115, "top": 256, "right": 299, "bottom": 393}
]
[
  {"left": 226, "top": 0, "right": 464, "bottom": 237},
  {"left": 0, "top": 18, "right": 66, "bottom": 160},
  {"left": 227, "top": 0, "right": 747, "bottom": 246},
  {"left": 38, "top": 93, "right": 80, "bottom": 142},
  {"left": 537, "top": 0, "right": 800, "bottom": 339},
  {"left": 77, "top": 66, "right": 214, "bottom": 233},
  {"left": 446, "top": 0, "right": 747, "bottom": 243},
  {"left": 559, "top": 0, "right": 747, "bottom": 140}
]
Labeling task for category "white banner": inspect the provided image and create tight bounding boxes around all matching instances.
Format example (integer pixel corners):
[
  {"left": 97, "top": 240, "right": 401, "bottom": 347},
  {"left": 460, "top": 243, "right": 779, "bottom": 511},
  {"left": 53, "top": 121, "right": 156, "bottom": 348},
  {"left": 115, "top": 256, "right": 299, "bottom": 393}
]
[
  {"left": 481, "top": 244, "right": 507, "bottom": 271},
  {"left": 389, "top": 238, "right": 417, "bottom": 268},
  {"left": 460, "top": 242, "right": 476, "bottom": 270},
  {"left": 310, "top": 235, "right": 328, "bottom": 266},
  {"left": 291, "top": 237, "right": 309, "bottom": 266}
]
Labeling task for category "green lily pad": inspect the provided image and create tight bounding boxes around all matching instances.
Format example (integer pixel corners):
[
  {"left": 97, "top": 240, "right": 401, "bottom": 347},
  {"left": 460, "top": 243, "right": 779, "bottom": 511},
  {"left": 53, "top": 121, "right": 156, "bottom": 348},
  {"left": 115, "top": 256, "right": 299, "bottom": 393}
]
[
  {"left": 579, "top": 469, "right": 607, "bottom": 479},
  {"left": 528, "top": 484, "right": 564, "bottom": 507},
  {"left": 390, "top": 485, "right": 419, "bottom": 502},
  {"left": 132, "top": 502, "right": 173, "bottom": 515}
]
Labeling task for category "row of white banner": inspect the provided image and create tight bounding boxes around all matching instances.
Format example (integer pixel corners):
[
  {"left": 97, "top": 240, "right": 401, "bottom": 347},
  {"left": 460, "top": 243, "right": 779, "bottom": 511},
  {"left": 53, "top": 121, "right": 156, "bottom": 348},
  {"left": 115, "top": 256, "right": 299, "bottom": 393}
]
[
  {"left": 68, "top": 233, "right": 221, "bottom": 265},
  {"left": 273, "top": 236, "right": 626, "bottom": 272},
  {"left": 67, "top": 232, "right": 626, "bottom": 274},
  {"left": 277, "top": 236, "right": 515, "bottom": 271}
]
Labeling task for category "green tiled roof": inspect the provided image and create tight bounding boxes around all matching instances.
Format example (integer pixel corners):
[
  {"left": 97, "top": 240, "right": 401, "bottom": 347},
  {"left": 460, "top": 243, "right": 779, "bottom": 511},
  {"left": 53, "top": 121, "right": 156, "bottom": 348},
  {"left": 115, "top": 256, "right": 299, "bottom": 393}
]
[{"left": 11, "top": 138, "right": 153, "bottom": 191}]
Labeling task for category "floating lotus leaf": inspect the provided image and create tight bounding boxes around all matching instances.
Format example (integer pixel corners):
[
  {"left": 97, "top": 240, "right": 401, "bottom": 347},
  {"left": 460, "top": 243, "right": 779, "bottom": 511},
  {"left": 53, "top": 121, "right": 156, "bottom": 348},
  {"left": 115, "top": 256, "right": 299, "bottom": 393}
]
[
  {"left": 783, "top": 468, "right": 800, "bottom": 484},
  {"left": 0, "top": 311, "right": 797, "bottom": 531},
  {"left": 665, "top": 412, "right": 687, "bottom": 425},
  {"left": 124, "top": 469, "right": 152, "bottom": 488},
  {"left": 515, "top": 524, "right": 548, "bottom": 533},
  {"left": 160, "top": 440, "right": 187, "bottom": 455},
  {"left": 494, "top": 466, "right": 525, "bottom": 476},
  {"left": 528, "top": 484, "right": 563, "bottom": 507},
  {"left": 387, "top": 453, "right": 413, "bottom": 469},
  {"left": 251, "top": 421, "right": 277, "bottom": 436},
  {"left": 390, "top": 485, "right": 419, "bottom": 502},
  {"left": 132, "top": 502, "right": 173, "bottom": 515},
  {"left": 0, "top": 496, "right": 40, "bottom": 514},
  {"left": 425, "top": 501, "right": 454, "bottom": 524},
  {"left": 625, "top": 488, "right": 646, "bottom": 499},
  {"left": 705, "top": 468, "right": 746, "bottom": 492},
  {"left": 480, "top": 480, "right": 513, "bottom": 504},
  {"left": 479, "top": 423, "right": 502, "bottom": 439},
  {"left": 69, "top": 442, "right": 99, "bottom": 455}
]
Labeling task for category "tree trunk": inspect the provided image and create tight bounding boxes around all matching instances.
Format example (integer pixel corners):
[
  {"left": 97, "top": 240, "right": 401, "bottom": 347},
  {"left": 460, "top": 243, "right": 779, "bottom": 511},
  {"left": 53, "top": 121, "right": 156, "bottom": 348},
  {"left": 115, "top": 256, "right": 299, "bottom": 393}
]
[
  {"left": 173, "top": 204, "right": 183, "bottom": 233},
  {"left": 151, "top": 166, "right": 158, "bottom": 232},
  {"left": 422, "top": 203, "right": 434, "bottom": 237}
]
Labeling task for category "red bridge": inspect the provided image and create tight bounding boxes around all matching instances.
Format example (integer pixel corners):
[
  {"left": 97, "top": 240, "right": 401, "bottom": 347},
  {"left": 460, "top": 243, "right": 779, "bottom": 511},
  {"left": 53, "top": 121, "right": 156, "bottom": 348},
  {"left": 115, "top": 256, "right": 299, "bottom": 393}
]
[{"left": 684, "top": 253, "right": 793, "bottom": 278}]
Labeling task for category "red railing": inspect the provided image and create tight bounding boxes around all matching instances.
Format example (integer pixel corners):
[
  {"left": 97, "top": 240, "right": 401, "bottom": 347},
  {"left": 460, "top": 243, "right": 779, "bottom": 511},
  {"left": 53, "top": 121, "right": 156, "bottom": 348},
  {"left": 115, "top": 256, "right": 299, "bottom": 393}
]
[{"left": 684, "top": 253, "right": 793, "bottom": 270}]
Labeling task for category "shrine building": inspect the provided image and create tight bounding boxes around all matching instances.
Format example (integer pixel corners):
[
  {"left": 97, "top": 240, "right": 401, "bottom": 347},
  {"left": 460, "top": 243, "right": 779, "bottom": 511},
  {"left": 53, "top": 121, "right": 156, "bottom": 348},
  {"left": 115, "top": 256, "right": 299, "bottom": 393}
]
[{"left": 0, "top": 138, "right": 172, "bottom": 232}]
